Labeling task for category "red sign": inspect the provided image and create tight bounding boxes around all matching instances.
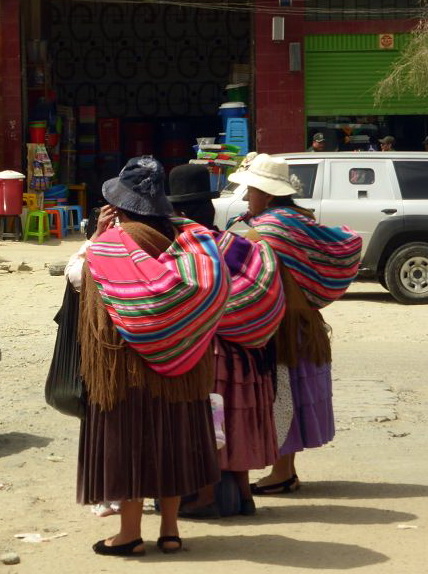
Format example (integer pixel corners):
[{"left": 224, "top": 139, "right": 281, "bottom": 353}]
[{"left": 379, "top": 34, "right": 394, "bottom": 50}]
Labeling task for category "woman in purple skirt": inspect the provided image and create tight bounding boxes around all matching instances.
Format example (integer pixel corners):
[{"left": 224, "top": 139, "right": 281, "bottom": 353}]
[{"left": 227, "top": 154, "right": 361, "bottom": 494}]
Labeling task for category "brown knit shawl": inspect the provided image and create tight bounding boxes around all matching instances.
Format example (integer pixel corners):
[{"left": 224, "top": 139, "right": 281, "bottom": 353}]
[
  {"left": 246, "top": 209, "right": 331, "bottom": 368},
  {"left": 78, "top": 221, "right": 214, "bottom": 411}
]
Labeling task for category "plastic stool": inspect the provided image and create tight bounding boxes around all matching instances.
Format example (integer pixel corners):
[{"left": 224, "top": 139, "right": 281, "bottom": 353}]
[
  {"left": 225, "top": 118, "right": 249, "bottom": 155},
  {"left": 0, "top": 215, "right": 23, "bottom": 241},
  {"left": 65, "top": 205, "right": 83, "bottom": 232},
  {"left": 45, "top": 208, "right": 65, "bottom": 239},
  {"left": 23, "top": 210, "right": 50, "bottom": 244},
  {"left": 51, "top": 205, "right": 68, "bottom": 237},
  {"left": 68, "top": 183, "right": 88, "bottom": 218}
]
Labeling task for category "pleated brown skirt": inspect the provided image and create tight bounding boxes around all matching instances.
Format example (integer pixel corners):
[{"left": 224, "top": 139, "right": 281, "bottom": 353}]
[
  {"left": 214, "top": 338, "right": 279, "bottom": 472},
  {"left": 76, "top": 385, "right": 220, "bottom": 504}
]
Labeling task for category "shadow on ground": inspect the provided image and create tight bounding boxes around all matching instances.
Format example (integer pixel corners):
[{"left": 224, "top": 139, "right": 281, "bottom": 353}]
[
  {"left": 121, "top": 534, "right": 388, "bottom": 569},
  {"left": 341, "top": 290, "right": 395, "bottom": 304},
  {"left": 293, "top": 480, "right": 428, "bottom": 499},
  {"left": 0, "top": 431, "right": 52, "bottom": 457}
]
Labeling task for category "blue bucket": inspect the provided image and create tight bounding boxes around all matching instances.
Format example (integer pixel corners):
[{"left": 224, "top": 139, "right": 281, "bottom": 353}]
[{"left": 218, "top": 102, "right": 247, "bottom": 132}]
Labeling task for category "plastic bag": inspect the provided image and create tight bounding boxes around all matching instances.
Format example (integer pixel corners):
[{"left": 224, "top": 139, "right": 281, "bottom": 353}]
[{"left": 45, "top": 280, "right": 86, "bottom": 419}]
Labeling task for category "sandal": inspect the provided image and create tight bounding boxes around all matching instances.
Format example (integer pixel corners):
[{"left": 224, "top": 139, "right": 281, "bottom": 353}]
[
  {"left": 250, "top": 475, "right": 300, "bottom": 495},
  {"left": 157, "top": 535, "right": 182, "bottom": 554},
  {"left": 93, "top": 537, "right": 145, "bottom": 556}
]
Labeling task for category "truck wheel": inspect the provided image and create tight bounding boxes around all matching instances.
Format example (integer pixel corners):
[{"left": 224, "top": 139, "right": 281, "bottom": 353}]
[{"left": 385, "top": 242, "right": 428, "bottom": 304}]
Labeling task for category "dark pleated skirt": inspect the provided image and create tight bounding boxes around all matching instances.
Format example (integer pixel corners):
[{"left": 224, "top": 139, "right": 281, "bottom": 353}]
[
  {"left": 77, "top": 386, "right": 220, "bottom": 504},
  {"left": 214, "top": 339, "right": 278, "bottom": 472},
  {"left": 279, "top": 357, "right": 335, "bottom": 455}
]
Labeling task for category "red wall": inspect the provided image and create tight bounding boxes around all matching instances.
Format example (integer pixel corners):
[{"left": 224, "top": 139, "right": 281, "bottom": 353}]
[
  {"left": 0, "top": 0, "right": 22, "bottom": 170},
  {"left": 254, "top": 1, "right": 416, "bottom": 153}
]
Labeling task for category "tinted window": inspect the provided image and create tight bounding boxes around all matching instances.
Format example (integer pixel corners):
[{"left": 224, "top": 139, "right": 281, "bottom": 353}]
[
  {"left": 394, "top": 161, "right": 428, "bottom": 199},
  {"left": 288, "top": 164, "right": 318, "bottom": 198},
  {"left": 349, "top": 168, "right": 375, "bottom": 185}
]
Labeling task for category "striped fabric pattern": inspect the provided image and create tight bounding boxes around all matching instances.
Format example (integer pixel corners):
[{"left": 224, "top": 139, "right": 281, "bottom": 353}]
[
  {"left": 248, "top": 208, "right": 362, "bottom": 309},
  {"left": 215, "top": 231, "right": 285, "bottom": 347},
  {"left": 87, "top": 219, "right": 230, "bottom": 376}
]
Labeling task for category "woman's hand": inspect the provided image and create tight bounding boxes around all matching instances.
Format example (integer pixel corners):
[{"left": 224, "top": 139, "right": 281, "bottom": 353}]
[{"left": 90, "top": 205, "right": 117, "bottom": 241}]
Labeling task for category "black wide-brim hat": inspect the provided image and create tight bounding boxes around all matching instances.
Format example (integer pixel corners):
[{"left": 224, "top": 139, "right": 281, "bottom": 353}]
[
  {"left": 102, "top": 156, "right": 173, "bottom": 217},
  {"left": 169, "top": 164, "right": 219, "bottom": 203}
]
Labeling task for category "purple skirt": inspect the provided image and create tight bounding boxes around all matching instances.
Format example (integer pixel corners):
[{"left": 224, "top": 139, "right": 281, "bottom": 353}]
[
  {"left": 214, "top": 338, "right": 278, "bottom": 472},
  {"left": 279, "top": 357, "right": 334, "bottom": 455},
  {"left": 77, "top": 386, "right": 220, "bottom": 504}
]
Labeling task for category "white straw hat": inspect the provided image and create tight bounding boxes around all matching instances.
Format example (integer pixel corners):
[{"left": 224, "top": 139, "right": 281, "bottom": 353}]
[{"left": 228, "top": 153, "right": 296, "bottom": 196}]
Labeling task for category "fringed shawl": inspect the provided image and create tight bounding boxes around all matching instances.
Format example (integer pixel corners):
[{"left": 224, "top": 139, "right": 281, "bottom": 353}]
[
  {"left": 246, "top": 207, "right": 362, "bottom": 309},
  {"left": 79, "top": 221, "right": 216, "bottom": 411},
  {"left": 245, "top": 225, "right": 331, "bottom": 369},
  {"left": 275, "top": 265, "right": 331, "bottom": 368},
  {"left": 84, "top": 218, "right": 230, "bottom": 376},
  {"left": 215, "top": 231, "right": 285, "bottom": 347}
]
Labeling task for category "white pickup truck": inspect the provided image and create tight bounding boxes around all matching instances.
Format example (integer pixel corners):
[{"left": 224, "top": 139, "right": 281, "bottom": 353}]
[{"left": 213, "top": 151, "right": 428, "bottom": 304}]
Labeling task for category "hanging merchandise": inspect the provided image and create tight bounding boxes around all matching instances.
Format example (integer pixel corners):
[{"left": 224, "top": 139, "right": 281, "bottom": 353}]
[{"left": 28, "top": 144, "right": 54, "bottom": 192}]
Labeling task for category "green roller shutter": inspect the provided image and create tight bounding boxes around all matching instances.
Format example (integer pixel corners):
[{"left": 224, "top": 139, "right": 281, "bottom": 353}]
[{"left": 305, "top": 34, "right": 428, "bottom": 115}]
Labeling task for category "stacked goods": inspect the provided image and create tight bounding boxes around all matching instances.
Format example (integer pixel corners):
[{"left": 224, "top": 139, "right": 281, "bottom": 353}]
[
  {"left": 190, "top": 144, "right": 241, "bottom": 192},
  {"left": 196, "top": 143, "right": 241, "bottom": 164},
  {"left": 43, "top": 184, "right": 68, "bottom": 208},
  {"left": 77, "top": 106, "right": 97, "bottom": 170},
  {"left": 58, "top": 105, "right": 76, "bottom": 184}
]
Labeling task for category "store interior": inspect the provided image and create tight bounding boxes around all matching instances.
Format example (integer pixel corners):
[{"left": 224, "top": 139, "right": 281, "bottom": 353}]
[
  {"left": 22, "top": 0, "right": 252, "bottom": 210},
  {"left": 307, "top": 115, "right": 428, "bottom": 152}
]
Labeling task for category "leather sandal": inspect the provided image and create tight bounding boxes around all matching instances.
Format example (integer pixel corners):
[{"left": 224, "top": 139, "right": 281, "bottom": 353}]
[
  {"left": 92, "top": 537, "right": 145, "bottom": 556},
  {"left": 157, "top": 535, "right": 183, "bottom": 554}
]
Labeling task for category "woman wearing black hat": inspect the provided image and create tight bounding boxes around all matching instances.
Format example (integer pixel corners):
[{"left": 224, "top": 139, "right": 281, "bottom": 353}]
[
  {"left": 168, "top": 164, "right": 280, "bottom": 517},
  {"left": 168, "top": 163, "right": 219, "bottom": 228},
  {"left": 66, "top": 156, "right": 230, "bottom": 556}
]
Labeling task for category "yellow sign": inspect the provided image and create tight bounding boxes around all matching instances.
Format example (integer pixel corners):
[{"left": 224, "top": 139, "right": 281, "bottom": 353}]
[{"left": 379, "top": 34, "right": 394, "bottom": 50}]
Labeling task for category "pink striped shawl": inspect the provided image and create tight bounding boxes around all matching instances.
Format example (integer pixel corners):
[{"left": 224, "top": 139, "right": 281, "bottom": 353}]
[
  {"left": 215, "top": 231, "right": 285, "bottom": 347},
  {"left": 86, "top": 219, "right": 230, "bottom": 376},
  {"left": 248, "top": 208, "right": 363, "bottom": 308}
]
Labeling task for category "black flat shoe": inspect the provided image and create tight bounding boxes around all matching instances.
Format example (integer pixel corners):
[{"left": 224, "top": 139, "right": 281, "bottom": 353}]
[
  {"left": 157, "top": 536, "right": 182, "bottom": 554},
  {"left": 250, "top": 475, "right": 300, "bottom": 495},
  {"left": 92, "top": 537, "right": 145, "bottom": 556}
]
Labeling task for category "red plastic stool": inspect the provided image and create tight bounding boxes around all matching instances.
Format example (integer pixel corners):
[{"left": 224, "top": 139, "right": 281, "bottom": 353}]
[{"left": 45, "top": 208, "right": 64, "bottom": 239}]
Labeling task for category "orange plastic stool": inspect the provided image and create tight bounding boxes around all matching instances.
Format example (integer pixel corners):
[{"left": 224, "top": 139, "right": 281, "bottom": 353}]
[{"left": 45, "top": 208, "right": 64, "bottom": 239}]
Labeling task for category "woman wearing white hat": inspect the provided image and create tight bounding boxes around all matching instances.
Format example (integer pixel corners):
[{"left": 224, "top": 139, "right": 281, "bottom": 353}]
[{"left": 227, "top": 154, "right": 362, "bottom": 494}]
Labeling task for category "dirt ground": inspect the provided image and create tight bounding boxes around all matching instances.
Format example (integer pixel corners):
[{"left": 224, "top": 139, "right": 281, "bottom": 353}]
[{"left": 1, "top": 236, "right": 427, "bottom": 574}]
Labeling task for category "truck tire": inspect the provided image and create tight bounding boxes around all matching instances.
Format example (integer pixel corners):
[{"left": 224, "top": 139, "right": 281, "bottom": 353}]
[{"left": 385, "top": 242, "right": 428, "bottom": 304}]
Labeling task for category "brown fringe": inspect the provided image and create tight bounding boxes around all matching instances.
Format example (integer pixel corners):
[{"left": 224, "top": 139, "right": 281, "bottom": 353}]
[
  {"left": 246, "top": 223, "right": 331, "bottom": 368},
  {"left": 78, "top": 221, "right": 215, "bottom": 411},
  {"left": 275, "top": 266, "right": 332, "bottom": 368}
]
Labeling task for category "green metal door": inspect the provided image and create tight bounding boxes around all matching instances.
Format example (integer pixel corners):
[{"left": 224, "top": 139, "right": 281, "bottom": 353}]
[{"left": 305, "top": 34, "right": 428, "bottom": 115}]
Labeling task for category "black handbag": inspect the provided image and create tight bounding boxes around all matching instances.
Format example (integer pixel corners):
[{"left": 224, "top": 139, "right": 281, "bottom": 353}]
[{"left": 45, "top": 280, "right": 86, "bottom": 419}]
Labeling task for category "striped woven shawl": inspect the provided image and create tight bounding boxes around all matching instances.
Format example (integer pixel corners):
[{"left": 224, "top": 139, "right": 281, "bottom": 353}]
[
  {"left": 215, "top": 231, "right": 285, "bottom": 347},
  {"left": 86, "top": 217, "right": 230, "bottom": 376},
  {"left": 247, "top": 208, "right": 362, "bottom": 309}
]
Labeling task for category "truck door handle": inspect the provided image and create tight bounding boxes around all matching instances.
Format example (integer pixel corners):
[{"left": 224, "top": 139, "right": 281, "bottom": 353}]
[{"left": 381, "top": 209, "right": 397, "bottom": 215}]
